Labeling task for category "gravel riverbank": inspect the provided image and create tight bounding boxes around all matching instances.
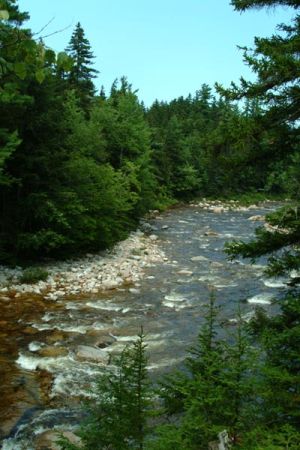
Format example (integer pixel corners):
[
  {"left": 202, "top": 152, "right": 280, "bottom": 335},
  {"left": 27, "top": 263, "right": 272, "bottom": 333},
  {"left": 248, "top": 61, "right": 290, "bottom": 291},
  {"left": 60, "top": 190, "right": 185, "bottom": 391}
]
[{"left": 0, "top": 230, "right": 166, "bottom": 300}]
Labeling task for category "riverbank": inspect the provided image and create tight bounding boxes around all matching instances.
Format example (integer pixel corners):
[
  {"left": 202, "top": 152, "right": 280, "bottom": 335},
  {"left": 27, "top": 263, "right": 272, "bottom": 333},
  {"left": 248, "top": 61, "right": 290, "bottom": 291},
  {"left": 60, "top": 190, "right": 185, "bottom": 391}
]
[
  {"left": 0, "top": 199, "right": 285, "bottom": 301},
  {"left": 0, "top": 229, "right": 167, "bottom": 301}
]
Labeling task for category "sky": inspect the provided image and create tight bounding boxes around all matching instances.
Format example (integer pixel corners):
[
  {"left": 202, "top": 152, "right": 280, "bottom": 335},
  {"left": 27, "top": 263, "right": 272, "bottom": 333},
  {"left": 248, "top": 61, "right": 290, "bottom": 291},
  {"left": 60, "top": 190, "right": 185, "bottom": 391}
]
[{"left": 18, "top": 0, "right": 295, "bottom": 105}]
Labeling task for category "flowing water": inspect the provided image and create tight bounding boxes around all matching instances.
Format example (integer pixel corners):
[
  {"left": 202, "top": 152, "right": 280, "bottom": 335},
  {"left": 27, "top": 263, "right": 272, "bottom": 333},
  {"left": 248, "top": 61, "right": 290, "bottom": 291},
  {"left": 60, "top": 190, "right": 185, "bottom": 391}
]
[{"left": 1, "top": 203, "right": 287, "bottom": 449}]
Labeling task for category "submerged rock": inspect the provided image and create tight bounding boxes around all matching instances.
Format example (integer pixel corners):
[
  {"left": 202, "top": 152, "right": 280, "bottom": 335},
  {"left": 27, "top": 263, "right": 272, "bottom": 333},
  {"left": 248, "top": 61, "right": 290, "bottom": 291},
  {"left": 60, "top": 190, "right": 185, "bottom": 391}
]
[
  {"left": 204, "top": 230, "right": 219, "bottom": 237},
  {"left": 177, "top": 269, "right": 193, "bottom": 276},
  {"left": 191, "top": 255, "right": 208, "bottom": 262}
]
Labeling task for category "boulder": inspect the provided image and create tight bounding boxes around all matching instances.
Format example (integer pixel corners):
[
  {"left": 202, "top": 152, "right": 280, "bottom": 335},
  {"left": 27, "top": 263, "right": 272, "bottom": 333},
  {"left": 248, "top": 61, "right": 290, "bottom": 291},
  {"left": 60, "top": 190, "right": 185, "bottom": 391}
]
[
  {"left": 76, "top": 345, "right": 110, "bottom": 364},
  {"left": 212, "top": 207, "right": 225, "bottom": 213}
]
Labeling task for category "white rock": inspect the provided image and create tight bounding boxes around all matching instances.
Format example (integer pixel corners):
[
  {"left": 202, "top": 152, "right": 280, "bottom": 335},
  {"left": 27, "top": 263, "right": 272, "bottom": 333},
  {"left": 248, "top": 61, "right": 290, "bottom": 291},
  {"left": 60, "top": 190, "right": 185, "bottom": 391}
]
[
  {"left": 191, "top": 256, "right": 208, "bottom": 262},
  {"left": 248, "top": 215, "right": 265, "bottom": 221},
  {"left": 129, "top": 288, "right": 140, "bottom": 294},
  {"left": 76, "top": 345, "right": 109, "bottom": 364},
  {"left": 177, "top": 270, "right": 193, "bottom": 276}
]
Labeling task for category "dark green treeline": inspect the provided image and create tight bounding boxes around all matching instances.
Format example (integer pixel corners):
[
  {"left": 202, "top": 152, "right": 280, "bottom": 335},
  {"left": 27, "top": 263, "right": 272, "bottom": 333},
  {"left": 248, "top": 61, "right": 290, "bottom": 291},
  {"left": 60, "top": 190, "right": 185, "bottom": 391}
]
[{"left": 0, "top": 0, "right": 298, "bottom": 263}]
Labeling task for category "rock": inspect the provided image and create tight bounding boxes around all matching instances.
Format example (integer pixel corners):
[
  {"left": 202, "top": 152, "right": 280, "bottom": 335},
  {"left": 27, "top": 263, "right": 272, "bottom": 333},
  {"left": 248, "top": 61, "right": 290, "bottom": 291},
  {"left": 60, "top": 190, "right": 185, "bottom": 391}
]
[
  {"left": 46, "top": 331, "right": 66, "bottom": 344},
  {"left": 76, "top": 345, "right": 110, "bottom": 364},
  {"left": 191, "top": 256, "right": 208, "bottom": 262},
  {"left": 162, "top": 225, "right": 169, "bottom": 230},
  {"left": 212, "top": 207, "right": 225, "bottom": 213},
  {"left": 129, "top": 288, "right": 140, "bottom": 294},
  {"left": 131, "top": 255, "right": 141, "bottom": 260},
  {"left": 38, "top": 346, "right": 69, "bottom": 357},
  {"left": 139, "top": 222, "right": 153, "bottom": 233},
  {"left": 149, "top": 234, "right": 158, "bottom": 241},
  {"left": 210, "top": 261, "right": 223, "bottom": 268},
  {"left": 102, "top": 281, "right": 118, "bottom": 290},
  {"left": 95, "top": 335, "right": 116, "bottom": 348},
  {"left": 36, "top": 430, "right": 81, "bottom": 450},
  {"left": 248, "top": 215, "right": 265, "bottom": 221},
  {"left": 204, "top": 230, "right": 219, "bottom": 237},
  {"left": 23, "top": 327, "right": 39, "bottom": 335},
  {"left": 177, "top": 270, "right": 193, "bottom": 276}
]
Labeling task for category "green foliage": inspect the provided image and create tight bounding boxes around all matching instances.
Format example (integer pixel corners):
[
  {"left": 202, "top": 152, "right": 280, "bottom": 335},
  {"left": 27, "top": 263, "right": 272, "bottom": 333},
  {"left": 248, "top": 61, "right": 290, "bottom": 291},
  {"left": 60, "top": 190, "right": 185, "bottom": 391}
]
[
  {"left": 242, "top": 425, "right": 300, "bottom": 450},
  {"left": 153, "top": 295, "right": 260, "bottom": 449},
  {"left": 65, "top": 22, "right": 98, "bottom": 108},
  {"left": 225, "top": 203, "right": 300, "bottom": 277},
  {"left": 19, "top": 267, "right": 49, "bottom": 284},
  {"left": 58, "top": 329, "right": 152, "bottom": 450}
]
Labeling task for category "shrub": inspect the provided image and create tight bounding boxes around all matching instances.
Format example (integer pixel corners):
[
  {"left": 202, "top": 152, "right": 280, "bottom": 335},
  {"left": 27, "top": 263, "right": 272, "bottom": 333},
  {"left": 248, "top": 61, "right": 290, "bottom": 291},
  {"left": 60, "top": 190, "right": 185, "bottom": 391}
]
[{"left": 20, "top": 267, "right": 49, "bottom": 284}]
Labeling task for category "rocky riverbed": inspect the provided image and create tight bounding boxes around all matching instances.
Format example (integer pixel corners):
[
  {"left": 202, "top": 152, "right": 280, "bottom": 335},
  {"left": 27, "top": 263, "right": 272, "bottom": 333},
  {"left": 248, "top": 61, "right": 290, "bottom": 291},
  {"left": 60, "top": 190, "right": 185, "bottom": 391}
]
[
  {"left": 0, "top": 200, "right": 271, "bottom": 301},
  {"left": 0, "top": 200, "right": 289, "bottom": 449}
]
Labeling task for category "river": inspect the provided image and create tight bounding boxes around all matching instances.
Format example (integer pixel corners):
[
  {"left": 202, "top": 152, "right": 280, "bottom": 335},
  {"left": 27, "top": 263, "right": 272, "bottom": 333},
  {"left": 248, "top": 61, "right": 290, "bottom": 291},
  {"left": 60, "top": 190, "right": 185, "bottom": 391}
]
[{"left": 1, "top": 202, "right": 287, "bottom": 449}]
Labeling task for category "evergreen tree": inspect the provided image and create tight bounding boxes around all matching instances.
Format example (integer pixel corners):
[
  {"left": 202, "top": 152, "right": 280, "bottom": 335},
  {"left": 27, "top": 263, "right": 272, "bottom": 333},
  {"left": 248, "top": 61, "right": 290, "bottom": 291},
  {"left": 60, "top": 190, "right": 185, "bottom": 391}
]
[
  {"left": 65, "top": 22, "right": 98, "bottom": 107},
  {"left": 58, "top": 329, "right": 152, "bottom": 450},
  {"left": 153, "top": 295, "right": 259, "bottom": 449},
  {"left": 222, "top": 4, "right": 300, "bottom": 445},
  {"left": 223, "top": 0, "right": 300, "bottom": 276},
  {"left": 221, "top": 1, "right": 300, "bottom": 126}
]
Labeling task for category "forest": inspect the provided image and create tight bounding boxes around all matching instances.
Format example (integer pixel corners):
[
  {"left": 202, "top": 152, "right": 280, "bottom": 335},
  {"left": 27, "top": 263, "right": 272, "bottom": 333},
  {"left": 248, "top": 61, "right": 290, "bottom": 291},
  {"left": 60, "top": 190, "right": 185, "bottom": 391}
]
[
  {"left": 0, "top": 0, "right": 300, "bottom": 449},
  {"left": 0, "top": 0, "right": 299, "bottom": 264}
]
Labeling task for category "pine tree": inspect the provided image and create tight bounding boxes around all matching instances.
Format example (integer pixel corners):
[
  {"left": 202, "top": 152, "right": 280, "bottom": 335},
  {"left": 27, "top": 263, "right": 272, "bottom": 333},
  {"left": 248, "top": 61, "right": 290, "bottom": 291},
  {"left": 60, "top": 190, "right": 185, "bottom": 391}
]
[
  {"left": 222, "top": 0, "right": 300, "bottom": 277},
  {"left": 65, "top": 22, "right": 98, "bottom": 107},
  {"left": 154, "top": 294, "right": 259, "bottom": 449},
  {"left": 219, "top": 1, "right": 300, "bottom": 126},
  {"left": 58, "top": 329, "right": 152, "bottom": 450},
  {"left": 222, "top": 3, "right": 300, "bottom": 443}
]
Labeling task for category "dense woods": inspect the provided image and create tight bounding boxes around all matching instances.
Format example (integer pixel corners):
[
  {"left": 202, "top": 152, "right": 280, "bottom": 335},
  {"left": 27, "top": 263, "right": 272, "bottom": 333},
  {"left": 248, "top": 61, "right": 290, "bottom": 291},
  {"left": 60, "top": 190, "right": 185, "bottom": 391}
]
[
  {"left": 0, "top": 0, "right": 299, "bottom": 264},
  {"left": 1, "top": 0, "right": 300, "bottom": 449}
]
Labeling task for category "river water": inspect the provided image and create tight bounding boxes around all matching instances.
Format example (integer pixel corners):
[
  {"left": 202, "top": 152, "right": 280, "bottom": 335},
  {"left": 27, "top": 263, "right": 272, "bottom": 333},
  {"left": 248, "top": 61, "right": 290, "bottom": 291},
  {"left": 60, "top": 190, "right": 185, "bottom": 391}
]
[{"left": 1, "top": 203, "right": 287, "bottom": 449}]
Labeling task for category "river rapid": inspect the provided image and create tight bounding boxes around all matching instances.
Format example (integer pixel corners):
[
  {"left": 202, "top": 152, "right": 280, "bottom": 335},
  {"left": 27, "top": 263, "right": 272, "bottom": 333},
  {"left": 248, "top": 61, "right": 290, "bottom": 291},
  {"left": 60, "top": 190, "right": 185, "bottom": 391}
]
[{"left": 1, "top": 201, "right": 288, "bottom": 449}]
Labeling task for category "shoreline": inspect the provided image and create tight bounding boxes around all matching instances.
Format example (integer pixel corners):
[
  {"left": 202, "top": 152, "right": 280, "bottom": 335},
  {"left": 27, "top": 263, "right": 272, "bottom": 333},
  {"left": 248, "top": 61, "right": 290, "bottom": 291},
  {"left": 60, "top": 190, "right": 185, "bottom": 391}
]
[
  {"left": 0, "top": 229, "right": 166, "bottom": 301},
  {"left": 0, "top": 199, "right": 283, "bottom": 300}
]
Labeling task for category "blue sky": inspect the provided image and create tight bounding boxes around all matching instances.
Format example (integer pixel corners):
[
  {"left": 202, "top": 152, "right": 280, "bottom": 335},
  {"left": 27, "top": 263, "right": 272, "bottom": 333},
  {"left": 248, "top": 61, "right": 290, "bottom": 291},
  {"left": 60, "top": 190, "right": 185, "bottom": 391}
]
[{"left": 18, "top": 0, "right": 295, "bottom": 105}]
